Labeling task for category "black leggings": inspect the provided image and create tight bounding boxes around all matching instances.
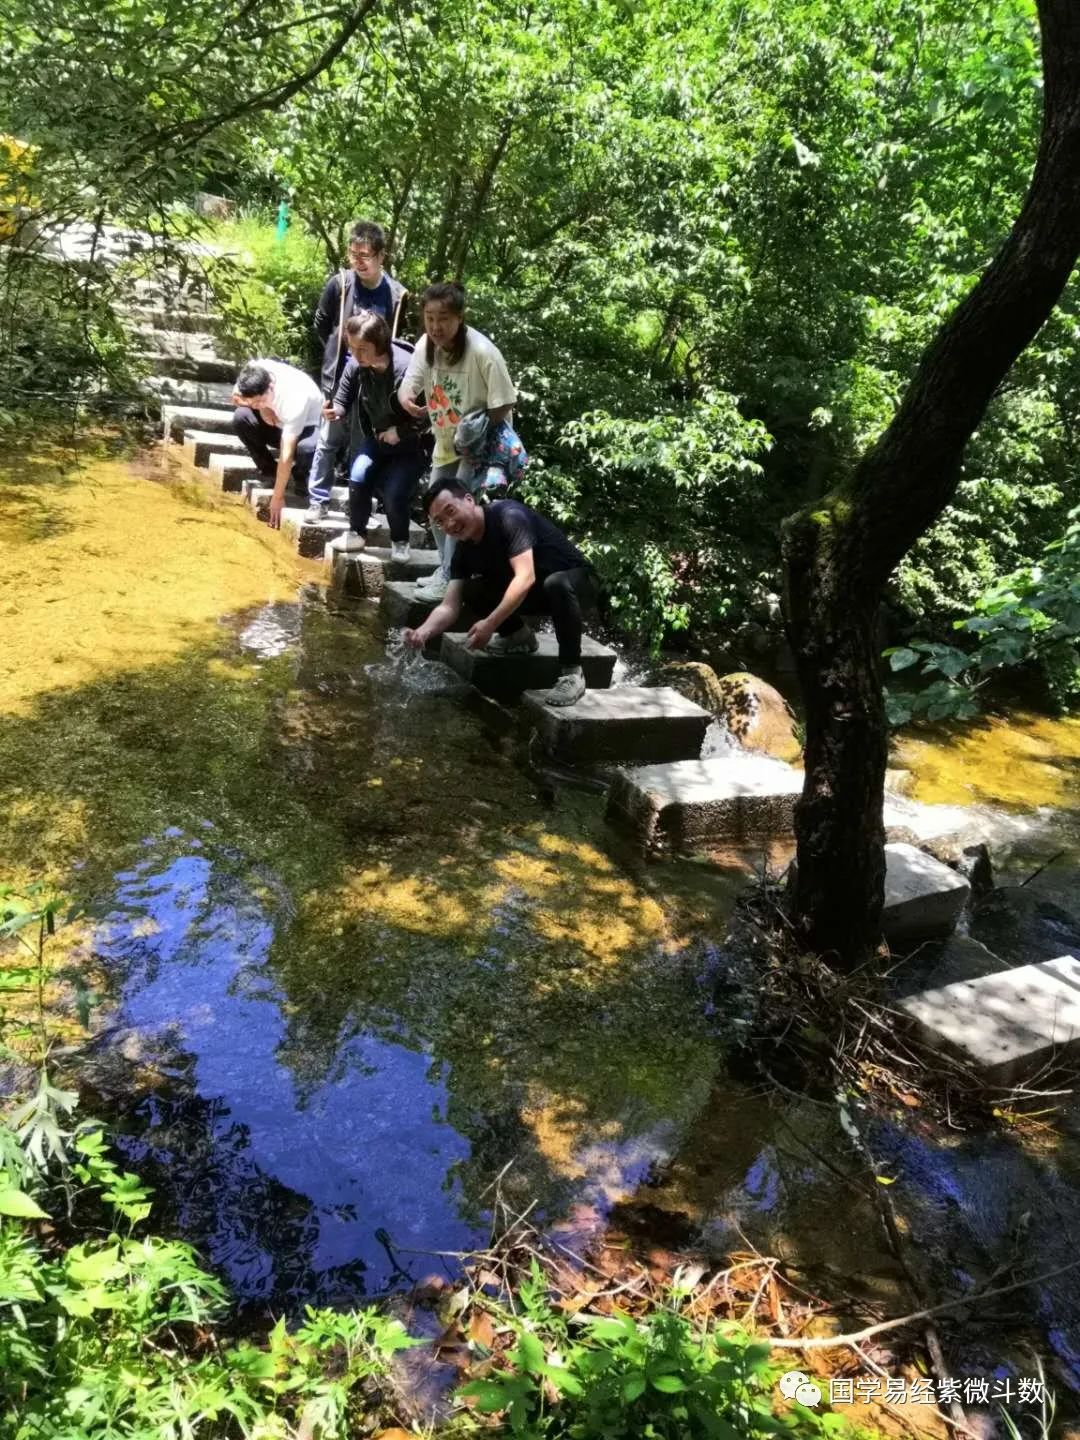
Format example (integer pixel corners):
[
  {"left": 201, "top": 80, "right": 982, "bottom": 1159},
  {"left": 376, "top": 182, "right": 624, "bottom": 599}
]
[{"left": 463, "top": 567, "right": 596, "bottom": 665}]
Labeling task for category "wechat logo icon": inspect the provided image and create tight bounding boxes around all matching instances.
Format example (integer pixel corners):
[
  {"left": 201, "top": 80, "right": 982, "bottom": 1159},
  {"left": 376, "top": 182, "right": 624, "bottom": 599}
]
[{"left": 779, "top": 1371, "right": 823, "bottom": 1407}]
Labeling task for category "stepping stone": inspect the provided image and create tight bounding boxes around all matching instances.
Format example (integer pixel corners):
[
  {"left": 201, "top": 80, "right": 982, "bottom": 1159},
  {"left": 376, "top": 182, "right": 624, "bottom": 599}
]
[
  {"left": 182, "top": 430, "right": 246, "bottom": 467},
  {"left": 898, "top": 953, "right": 1080, "bottom": 1082},
  {"left": 122, "top": 304, "right": 225, "bottom": 336},
  {"left": 441, "top": 632, "right": 616, "bottom": 701},
  {"left": 331, "top": 547, "right": 442, "bottom": 598},
  {"left": 162, "top": 403, "right": 235, "bottom": 442},
  {"left": 246, "top": 488, "right": 425, "bottom": 557},
  {"left": 141, "top": 375, "right": 235, "bottom": 408},
  {"left": 136, "top": 348, "right": 236, "bottom": 383},
  {"left": 882, "top": 842, "right": 970, "bottom": 947},
  {"left": 380, "top": 580, "right": 476, "bottom": 631},
  {"left": 522, "top": 686, "right": 710, "bottom": 765},
  {"left": 606, "top": 754, "right": 803, "bottom": 851},
  {"left": 210, "top": 451, "right": 262, "bottom": 492}
]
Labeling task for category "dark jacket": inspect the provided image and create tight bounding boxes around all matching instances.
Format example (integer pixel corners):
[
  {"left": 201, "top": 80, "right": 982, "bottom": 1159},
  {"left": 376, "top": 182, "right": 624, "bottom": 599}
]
[
  {"left": 313, "top": 269, "right": 408, "bottom": 395},
  {"left": 333, "top": 342, "right": 430, "bottom": 446}
]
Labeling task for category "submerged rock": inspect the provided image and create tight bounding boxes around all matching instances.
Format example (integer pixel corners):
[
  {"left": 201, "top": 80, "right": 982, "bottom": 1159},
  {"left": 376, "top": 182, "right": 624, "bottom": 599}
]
[{"left": 969, "top": 885, "right": 1080, "bottom": 967}]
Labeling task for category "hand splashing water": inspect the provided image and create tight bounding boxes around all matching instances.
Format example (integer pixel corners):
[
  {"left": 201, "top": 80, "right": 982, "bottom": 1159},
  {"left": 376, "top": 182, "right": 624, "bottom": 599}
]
[{"left": 364, "top": 630, "right": 468, "bottom": 703}]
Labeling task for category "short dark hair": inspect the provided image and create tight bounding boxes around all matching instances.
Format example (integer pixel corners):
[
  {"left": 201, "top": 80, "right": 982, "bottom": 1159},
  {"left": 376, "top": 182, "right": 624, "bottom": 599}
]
[
  {"left": 235, "top": 362, "right": 272, "bottom": 398},
  {"left": 421, "top": 281, "right": 467, "bottom": 364},
  {"left": 423, "top": 477, "right": 470, "bottom": 514},
  {"left": 349, "top": 220, "right": 385, "bottom": 254},
  {"left": 344, "top": 310, "right": 390, "bottom": 353}
]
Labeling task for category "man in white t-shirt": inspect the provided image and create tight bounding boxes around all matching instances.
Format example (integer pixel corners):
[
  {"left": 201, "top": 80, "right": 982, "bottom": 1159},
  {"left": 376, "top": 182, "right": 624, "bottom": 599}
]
[{"left": 231, "top": 360, "right": 324, "bottom": 529}]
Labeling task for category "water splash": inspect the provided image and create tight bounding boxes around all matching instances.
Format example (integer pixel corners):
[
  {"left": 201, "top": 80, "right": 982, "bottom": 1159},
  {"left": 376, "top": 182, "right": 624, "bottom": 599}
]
[{"left": 364, "top": 630, "right": 470, "bottom": 702}]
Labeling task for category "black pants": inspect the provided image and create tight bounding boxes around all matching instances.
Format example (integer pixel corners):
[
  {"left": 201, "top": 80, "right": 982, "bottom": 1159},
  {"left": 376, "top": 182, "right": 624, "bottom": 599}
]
[
  {"left": 232, "top": 408, "right": 317, "bottom": 489},
  {"left": 463, "top": 567, "right": 596, "bottom": 665}
]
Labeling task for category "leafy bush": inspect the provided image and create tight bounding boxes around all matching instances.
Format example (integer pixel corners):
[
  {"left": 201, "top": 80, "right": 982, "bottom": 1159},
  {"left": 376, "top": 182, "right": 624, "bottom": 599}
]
[
  {"left": 458, "top": 1259, "right": 856, "bottom": 1440},
  {"left": 206, "top": 211, "right": 328, "bottom": 368},
  {"left": 885, "top": 506, "right": 1080, "bottom": 723}
]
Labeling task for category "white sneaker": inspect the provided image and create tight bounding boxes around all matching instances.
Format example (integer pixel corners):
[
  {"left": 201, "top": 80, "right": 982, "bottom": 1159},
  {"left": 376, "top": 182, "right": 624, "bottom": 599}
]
[
  {"left": 414, "top": 570, "right": 449, "bottom": 599},
  {"left": 487, "top": 624, "right": 538, "bottom": 657},
  {"left": 543, "top": 666, "right": 586, "bottom": 706},
  {"left": 304, "top": 501, "right": 330, "bottom": 523},
  {"left": 328, "top": 530, "right": 366, "bottom": 552},
  {"left": 390, "top": 541, "right": 411, "bottom": 563}
]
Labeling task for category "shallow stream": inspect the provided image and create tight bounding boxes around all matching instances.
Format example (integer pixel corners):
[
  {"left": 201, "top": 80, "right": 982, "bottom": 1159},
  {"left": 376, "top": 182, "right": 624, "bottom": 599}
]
[{"left": 3, "top": 438, "right": 1080, "bottom": 1409}]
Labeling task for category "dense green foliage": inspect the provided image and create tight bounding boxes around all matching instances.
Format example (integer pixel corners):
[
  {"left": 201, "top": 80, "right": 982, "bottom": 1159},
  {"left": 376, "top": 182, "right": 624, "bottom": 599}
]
[
  {"left": 885, "top": 505, "right": 1080, "bottom": 722},
  {"left": 0, "top": 0, "right": 1077, "bottom": 658}
]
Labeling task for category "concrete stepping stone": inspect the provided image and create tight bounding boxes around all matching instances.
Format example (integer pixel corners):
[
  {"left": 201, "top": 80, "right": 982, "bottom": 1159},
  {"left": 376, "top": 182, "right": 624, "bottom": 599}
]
[
  {"left": 136, "top": 347, "right": 235, "bottom": 383},
  {"left": 898, "top": 953, "right": 1080, "bottom": 1082},
  {"left": 380, "top": 580, "right": 476, "bottom": 630},
  {"left": 123, "top": 304, "right": 225, "bottom": 336},
  {"left": 606, "top": 753, "right": 803, "bottom": 851},
  {"left": 182, "top": 430, "right": 246, "bottom": 467},
  {"left": 331, "top": 547, "right": 442, "bottom": 597},
  {"left": 210, "top": 452, "right": 262, "bottom": 492},
  {"left": 141, "top": 375, "right": 235, "bottom": 408},
  {"left": 162, "top": 403, "right": 235, "bottom": 442},
  {"left": 440, "top": 632, "right": 616, "bottom": 701},
  {"left": 882, "top": 842, "right": 970, "bottom": 947},
  {"left": 522, "top": 686, "right": 710, "bottom": 765},
  {"left": 245, "top": 487, "right": 425, "bottom": 557}
]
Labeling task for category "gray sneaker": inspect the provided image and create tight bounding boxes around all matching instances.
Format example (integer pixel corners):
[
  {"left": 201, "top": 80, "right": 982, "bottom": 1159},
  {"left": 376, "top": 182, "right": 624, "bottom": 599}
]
[
  {"left": 488, "top": 624, "right": 539, "bottom": 656},
  {"left": 543, "top": 666, "right": 586, "bottom": 706},
  {"left": 304, "top": 501, "right": 330, "bottom": 523},
  {"left": 390, "top": 541, "right": 411, "bottom": 562}
]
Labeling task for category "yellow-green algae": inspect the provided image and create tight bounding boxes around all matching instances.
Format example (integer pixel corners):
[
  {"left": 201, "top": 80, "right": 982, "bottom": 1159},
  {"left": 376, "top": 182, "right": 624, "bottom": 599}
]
[{"left": 0, "top": 434, "right": 749, "bottom": 1213}]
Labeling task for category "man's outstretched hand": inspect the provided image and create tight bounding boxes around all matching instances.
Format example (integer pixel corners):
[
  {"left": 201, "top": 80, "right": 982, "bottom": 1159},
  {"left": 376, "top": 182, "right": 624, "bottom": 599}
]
[
  {"left": 466, "top": 618, "right": 497, "bottom": 651},
  {"left": 402, "top": 627, "right": 426, "bottom": 650}
]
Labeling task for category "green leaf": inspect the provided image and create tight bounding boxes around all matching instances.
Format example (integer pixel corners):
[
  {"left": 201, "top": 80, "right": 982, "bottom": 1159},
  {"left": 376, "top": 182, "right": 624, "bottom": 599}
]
[
  {"left": 887, "top": 647, "right": 919, "bottom": 672},
  {"left": 0, "top": 1187, "right": 48, "bottom": 1219},
  {"left": 650, "top": 1372, "right": 687, "bottom": 1393},
  {"left": 623, "top": 1373, "right": 647, "bottom": 1401},
  {"left": 514, "top": 1329, "right": 546, "bottom": 1374}
]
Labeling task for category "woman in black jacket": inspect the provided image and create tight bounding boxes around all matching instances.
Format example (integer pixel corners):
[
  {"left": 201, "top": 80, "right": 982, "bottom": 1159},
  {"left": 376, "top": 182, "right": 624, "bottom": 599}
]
[{"left": 326, "top": 312, "right": 432, "bottom": 559}]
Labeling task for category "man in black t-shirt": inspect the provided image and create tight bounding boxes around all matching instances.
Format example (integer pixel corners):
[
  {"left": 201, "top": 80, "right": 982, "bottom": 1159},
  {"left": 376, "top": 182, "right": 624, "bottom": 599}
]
[{"left": 403, "top": 482, "right": 596, "bottom": 706}]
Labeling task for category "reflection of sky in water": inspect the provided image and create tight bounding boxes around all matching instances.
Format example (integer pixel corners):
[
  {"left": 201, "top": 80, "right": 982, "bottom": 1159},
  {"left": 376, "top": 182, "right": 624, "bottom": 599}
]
[
  {"left": 236, "top": 602, "right": 303, "bottom": 659},
  {"left": 94, "top": 839, "right": 481, "bottom": 1306}
]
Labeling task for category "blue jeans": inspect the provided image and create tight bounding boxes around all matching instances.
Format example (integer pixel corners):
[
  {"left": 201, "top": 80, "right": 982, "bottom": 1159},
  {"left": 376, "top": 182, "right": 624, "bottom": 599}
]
[
  {"left": 307, "top": 410, "right": 360, "bottom": 504},
  {"left": 349, "top": 436, "right": 431, "bottom": 543}
]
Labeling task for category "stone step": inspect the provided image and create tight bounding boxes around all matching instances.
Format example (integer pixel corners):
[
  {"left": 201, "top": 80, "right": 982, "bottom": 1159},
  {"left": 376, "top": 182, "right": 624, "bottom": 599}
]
[
  {"left": 522, "top": 686, "right": 710, "bottom": 765},
  {"left": 380, "top": 579, "right": 477, "bottom": 631},
  {"left": 162, "top": 402, "right": 235, "bottom": 442},
  {"left": 140, "top": 375, "right": 235, "bottom": 409},
  {"left": 210, "top": 452, "right": 262, "bottom": 492},
  {"left": 182, "top": 430, "right": 246, "bottom": 467},
  {"left": 881, "top": 842, "right": 970, "bottom": 948},
  {"left": 122, "top": 304, "right": 226, "bottom": 336},
  {"left": 441, "top": 631, "right": 616, "bottom": 701},
  {"left": 244, "top": 484, "right": 426, "bottom": 557},
  {"left": 605, "top": 754, "right": 803, "bottom": 852},
  {"left": 331, "top": 547, "right": 442, "bottom": 596},
  {"left": 898, "top": 953, "right": 1080, "bottom": 1083},
  {"left": 135, "top": 346, "right": 236, "bottom": 384}
]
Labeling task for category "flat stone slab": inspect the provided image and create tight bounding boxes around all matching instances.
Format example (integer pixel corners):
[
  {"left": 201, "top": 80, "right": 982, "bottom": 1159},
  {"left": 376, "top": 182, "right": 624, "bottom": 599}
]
[
  {"left": 182, "top": 429, "right": 246, "bottom": 467},
  {"left": 141, "top": 375, "right": 235, "bottom": 408},
  {"left": 332, "top": 548, "right": 442, "bottom": 598},
  {"left": 606, "top": 754, "right": 803, "bottom": 851},
  {"left": 883, "top": 842, "right": 970, "bottom": 947},
  {"left": 898, "top": 953, "right": 1080, "bottom": 1082},
  {"left": 162, "top": 403, "right": 234, "bottom": 441},
  {"left": 380, "top": 580, "right": 476, "bottom": 631},
  {"left": 441, "top": 632, "right": 616, "bottom": 700},
  {"left": 210, "top": 451, "right": 262, "bottom": 492},
  {"left": 522, "top": 686, "right": 710, "bottom": 765}
]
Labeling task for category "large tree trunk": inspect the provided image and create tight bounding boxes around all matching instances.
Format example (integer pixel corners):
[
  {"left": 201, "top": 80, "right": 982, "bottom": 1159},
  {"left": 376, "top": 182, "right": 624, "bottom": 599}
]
[{"left": 781, "top": 0, "right": 1080, "bottom": 968}]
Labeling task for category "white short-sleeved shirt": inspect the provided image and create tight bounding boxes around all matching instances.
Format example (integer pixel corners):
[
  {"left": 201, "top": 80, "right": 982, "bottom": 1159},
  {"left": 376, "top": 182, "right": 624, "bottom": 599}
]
[
  {"left": 259, "top": 360, "right": 323, "bottom": 438},
  {"left": 402, "top": 327, "right": 516, "bottom": 465}
]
